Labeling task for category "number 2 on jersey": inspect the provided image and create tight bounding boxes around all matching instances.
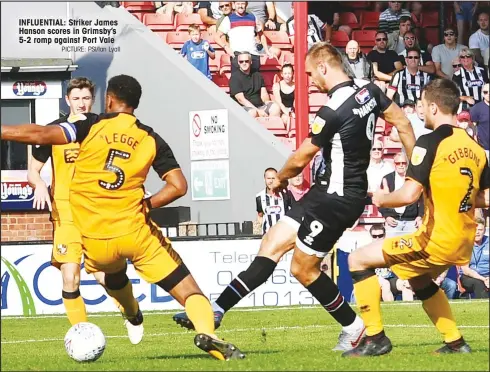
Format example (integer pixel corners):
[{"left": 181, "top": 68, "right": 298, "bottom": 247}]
[
  {"left": 459, "top": 167, "right": 474, "bottom": 213},
  {"left": 99, "top": 148, "right": 131, "bottom": 190}
]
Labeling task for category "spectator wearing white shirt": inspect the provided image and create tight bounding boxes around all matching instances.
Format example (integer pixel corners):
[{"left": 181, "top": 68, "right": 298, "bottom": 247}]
[
  {"left": 366, "top": 140, "right": 394, "bottom": 194},
  {"left": 398, "top": 31, "right": 435, "bottom": 75},
  {"left": 390, "top": 98, "right": 431, "bottom": 143},
  {"left": 469, "top": 11, "right": 489, "bottom": 67}
]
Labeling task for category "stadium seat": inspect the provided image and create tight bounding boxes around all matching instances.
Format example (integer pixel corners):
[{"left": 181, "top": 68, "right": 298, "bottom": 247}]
[
  {"left": 256, "top": 117, "right": 288, "bottom": 136},
  {"left": 424, "top": 27, "right": 440, "bottom": 46},
  {"left": 131, "top": 12, "right": 143, "bottom": 22},
  {"left": 166, "top": 32, "right": 189, "bottom": 49},
  {"left": 339, "top": 12, "right": 360, "bottom": 30},
  {"left": 343, "top": 1, "right": 370, "bottom": 9},
  {"left": 331, "top": 30, "right": 350, "bottom": 48},
  {"left": 280, "top": 51, "right": 295, "bottom": 66},
  {"left": 175, "top": 13, "right": 205, "bottom": 31},
  {"left": 204, "top": 29, "right": 221, "bottom": 50},
  {"left": 262, "top": 71, "right": 276, "bottom": 91},
  {"left": 212, "top": 73, "right": 230, "bottom": 93},
  {"left": 155, "top": 31, "right": 168, "bottom": 43},
  {"left": 121, "top": 1, "right": 155, "bottom": 12},
  {"left": 278, "top": 136, "right": 296, "bottom": 151},
  {"left": 143, "top": 13, "right": 174, "bottom": 32},
  {"left": 375, "top": 118, "right": 385, "bottom": 134},
  {"left": 309, "top": 92, "right": 328, "bottom": 112},
  {"left": 219, "top": 53, "right": 231, "bottom": 75},
  {"left": 260, "top": 56, "right": 281, "bottom": 71},
  {"left": 360, "top": 47, "right": 373, "bottom": 55},
  {"left": 352, "top": 30, "right": 376, "bottom": 47},
  {"left": 209, "top": 51, "right": 223, "bottom": 73},
  {"left": 263, "top": 31, "right": 293, "bottom": 50},
  {"left": 360, "top": 11, "right": 380, "bottom": 30},
  {"left": 382, "top": 136, "right": 403, "bottom": 153},
  {"left": 287, "top": 116, "right": 296, "bottom": 138},
  {"left": 421, "top": 11, "right": 439, "bottom": 28}
]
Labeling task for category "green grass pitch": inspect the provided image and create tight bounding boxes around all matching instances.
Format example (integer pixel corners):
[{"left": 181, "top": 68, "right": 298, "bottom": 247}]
[{"left": 2, "top": 300, "right": 488, "bottom": 371}]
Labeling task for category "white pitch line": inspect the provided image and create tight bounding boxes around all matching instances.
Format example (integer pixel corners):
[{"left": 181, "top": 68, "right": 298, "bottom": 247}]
[
  {"left": 1, "top": 299, "right": 488, "bottom": 321},
  {"left": 2, "top": 323, "right": 488, "bottom": 345}
]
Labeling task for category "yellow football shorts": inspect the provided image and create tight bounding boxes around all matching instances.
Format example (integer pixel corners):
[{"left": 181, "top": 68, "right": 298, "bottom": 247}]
[
  {"left": 51, "top": 220, "right": 83, "bottom": 269},
  {"left": 382, "top": 233, "right": 450, "bottom": 280},
  {"left": 82, "top": 221, "right": 183, "bottom": 284}
]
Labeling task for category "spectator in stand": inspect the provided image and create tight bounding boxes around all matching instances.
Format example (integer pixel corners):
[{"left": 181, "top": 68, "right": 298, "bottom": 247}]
[
  {"left": 456, "top": 110, "right": 478, "bottom": 140},
  {"left": 272, "top": 63, "right": 295, "bottom": 125},
  {"left": 378, "top": 1, "right": 411, "bottom": 37},
  {"left": 387, "top": 48, "right": 431, "bottom": 107},
  {"left": 432, "top": 26, "right": 468, "bottom": 79},
  {"left": 180, "top": 24, "right": 215, "bottom": 80},
  {"left": 453, "top": 47, "right": 489, "bottom": 111},
  {"left": 434, "top": 269, "right": 458, "bottom": 300},
  {"left": 398, "top": 31, "right": 435, "bottom": 75},
  {"left": 390, "top": 98, "right": 432, "bottom": 142},
  {"left": 454, "top": 1, "right": 477, "bottom": 46},
  {"left": 409, "top": 1, "right": 423, "bottom": 33},
  {"left": 332, "top": 11, "right": 352, "bottom": 38},
  {"left": 256, "top": 167, "right": 296, "bottom": 235},
  {"left": 306, "top": 1, "right": 352, "bottom": 42},
  {"left": 229, "top": 51, "right": 281, "bottom": 118},
  {"left": 460, "top": 217, "right": 489, "bottom": 298},
  {"left": 400, "top": 98, "right": 415, "bottom": 115},
  {"left": 285, "top": 4, "right": 326, "bottom": 50},
  {"left": 216, "top": 1, "right": 279, "bottom": 74},
  {"left": 379, "top": 152, "right": 424, "bottom": 237},
  {"left": 197, "top": 1, "right": 225, "bottom": 27},
  {"left": 155, "top": 1, "right": 196, "bottom": 15},
  {"left": 387, "top": 16, "right": 413, "bottom": 54},
  {"left": 469, "top": 11, "right": 490, "bottom": 67},
  {"left": 470, "top": 82, "right": 490, "bottom": 160},
  {"left": 367, "top": 31, "right": 403, "bottom": 92},
  {"left": 341, "top": 40, "right": 373, "bottom": 81},
  {"left": 216, "top": 1, "right": 233, "bottom": 29},
  {"left": 287, "top": 172, "right": 310, "bottom": 201},
  {"left": 247, "top": 1, "right": 284, "bottom": 31},
  {"left": 366, "top": 140, "right": 394, "bottom": 195}
]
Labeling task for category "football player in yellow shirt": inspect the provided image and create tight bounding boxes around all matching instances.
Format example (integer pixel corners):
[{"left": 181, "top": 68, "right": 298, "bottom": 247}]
[
  {"left": 1, "top": 74, "right": 244, "bottom": 361},
  {"left": 343, "top": 78, "right": 490, "bottom": 357}
]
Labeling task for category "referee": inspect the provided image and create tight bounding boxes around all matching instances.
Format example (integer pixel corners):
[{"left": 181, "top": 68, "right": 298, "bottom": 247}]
[
  {"left": 387, "top": 48, "right": 431, "bottom": 107},
  {"left": 452, "top": 48, "right": 489, "bottom": 111}
]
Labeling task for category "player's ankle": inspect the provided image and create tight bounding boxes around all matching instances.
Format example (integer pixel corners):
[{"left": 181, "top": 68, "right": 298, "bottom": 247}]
[
  {"left": 212, "top": 302, "right": 225, "bottom": 314},
  {"left": 342, "top": 315, "right": 364, "bottom": 332}
]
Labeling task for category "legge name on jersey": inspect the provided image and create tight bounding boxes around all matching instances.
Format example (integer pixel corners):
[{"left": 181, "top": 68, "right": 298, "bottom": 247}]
[
  {"left": 104, "top": 133, "right": 139, "bottom": 150},
  {"left": 448, "top": 147, "right": 481, "bottom": 167},
  {"left": 352, "top": 98, "right": 377, "bottom": 118}
]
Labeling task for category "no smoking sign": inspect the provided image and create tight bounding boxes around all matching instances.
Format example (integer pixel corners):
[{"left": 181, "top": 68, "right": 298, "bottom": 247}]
[{"left": 192, "top": 114, "right": 201, "bottom": 137}]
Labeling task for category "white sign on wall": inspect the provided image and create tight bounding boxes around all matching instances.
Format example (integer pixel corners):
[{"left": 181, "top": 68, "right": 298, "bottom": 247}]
[
  {"left": 189, "top": 109, "right": 229, "bottom": 161},
  {"left": 191, "top": 160, "right": 230, "bottom": 201},
  {"left": 1, "top": 240, "right": 318, "bottom": 316}
]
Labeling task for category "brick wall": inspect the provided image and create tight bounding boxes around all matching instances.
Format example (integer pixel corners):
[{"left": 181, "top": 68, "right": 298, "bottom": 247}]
[{"left": 1, "top": 211, "right": 53, "bottom": 242}]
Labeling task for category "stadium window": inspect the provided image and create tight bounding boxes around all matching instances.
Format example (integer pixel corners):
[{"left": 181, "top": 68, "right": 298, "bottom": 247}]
[{"left": 1, "top": 99, "right": 33, "bottom": 170}]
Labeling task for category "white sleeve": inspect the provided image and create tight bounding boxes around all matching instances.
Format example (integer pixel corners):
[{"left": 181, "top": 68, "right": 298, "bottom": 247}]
[
  {"left": 218, "top": 16, "right": 231, "bottom": 34},
  {"left": 468, "top": 32, "right": 479, "bottom": 49}
]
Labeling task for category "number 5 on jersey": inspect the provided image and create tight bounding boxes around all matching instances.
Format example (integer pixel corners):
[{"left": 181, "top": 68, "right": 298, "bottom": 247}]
[{"left": 99, "top": 148, "right": 131, "bottom": 190}]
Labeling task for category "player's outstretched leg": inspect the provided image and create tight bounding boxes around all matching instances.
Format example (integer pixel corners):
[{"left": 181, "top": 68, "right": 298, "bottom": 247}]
[
  {"left": 409, "top": 276, "right": 472, "bottom": 354},
  {"left": 105, "top": 269, "right": 144, "bottom": 345},
  {"left": 289, "top": 246, "right": 366, "bottom": 352},
  {"left": 342, "top": 239, "right": 393, "bottom": 357},
  {"left": 166, "top": 270, "right": 245, "bottom": 360},
  {"left": 173, "top": 221, "right": 297, "bottom": 330},
  {"left": 60, "top": 263, "right": 88, "bottom": 325}
]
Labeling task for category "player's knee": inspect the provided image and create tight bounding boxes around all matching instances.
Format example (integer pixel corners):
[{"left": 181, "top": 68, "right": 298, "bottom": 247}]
[
  {"left": 412, "top": 280, "right": 439, "bottom": 300},
  {"left": 289, "top": 258, "right": 303, "bottom": 279},
  {"left": 408, "top": 274, "right": 433, "bottom": 292},
  {"left": 105, "top": 269, "right": 129, "bottom": 291},
  {"left": 92, "top": 271, "right": 106, "bottom": 287},
  {"left": 61, "top": 268, "right": 81, "bottom": 292}
]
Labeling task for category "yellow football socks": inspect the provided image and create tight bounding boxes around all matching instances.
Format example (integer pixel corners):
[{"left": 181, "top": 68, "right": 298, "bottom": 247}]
[
  {"left": 106, "top": 280, "right": 139, "bottom": 319},
  {"left": 353, "top": 274, "right": 384, "bottom": 336},
  {"left": 63, "top": 294, "right": 88, "bottom": 325},
  {"left": 422, "top": 288, "right": 462, "bottom": 343}
]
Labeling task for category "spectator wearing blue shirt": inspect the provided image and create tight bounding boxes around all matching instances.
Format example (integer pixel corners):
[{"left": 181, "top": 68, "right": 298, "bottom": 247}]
[
  {"left": 460, "top": 217, "right": 489, "bottom": 298},
  {"left": 181, "top": 24, "right": 216, "bottom": 80}
]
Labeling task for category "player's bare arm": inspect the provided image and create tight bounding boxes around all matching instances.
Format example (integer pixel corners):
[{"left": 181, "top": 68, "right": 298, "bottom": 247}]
[
  {"left": 27, "top": 157, "right": 52, "bottom": 211},
  {"left": 147, "top": 169, "right": 188, "bottom": 209},
  {"left": 381, "top": 102, "right": 416, "bottom": 158},
  {"left": 1, "top": 124, "right": 69, "bottom": 145},
  {"left": 273, "top": 137, "right": 320, "bottom": 193},
  {"left": 372, "top": 179, "right": 423, "bottom": 208},
  {"left": 475, "top": 188, "right": 489, "bottom": 208}
]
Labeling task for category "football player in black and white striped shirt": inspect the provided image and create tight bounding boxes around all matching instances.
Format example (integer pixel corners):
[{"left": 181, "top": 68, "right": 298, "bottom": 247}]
[
  {"left": 256, "top": 167, "right": 296, "bottom": 235},
  {"left": 387, "top": 48, "right": 431, "bottom": 107},
  {"left": 452, "top": 47, "right": 489, "bottom": 111}
]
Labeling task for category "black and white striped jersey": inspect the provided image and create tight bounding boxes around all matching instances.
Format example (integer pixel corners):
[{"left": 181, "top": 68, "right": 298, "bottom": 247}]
[
  {"left": 311, "top": 79, "right": 392, "bottom": 198},
  {"left": 452, "top": 66, "right": 489, "bottom": 103},
  {"left": 256, "top": 189, "right": 295, "bottom": 234},
  {"left": 388, "top": 67, "right": 431, "bottom": 106}
]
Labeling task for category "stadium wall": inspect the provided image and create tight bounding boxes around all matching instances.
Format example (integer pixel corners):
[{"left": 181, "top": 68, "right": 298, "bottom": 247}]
[{"left": 1, "top": 2, "right": 292, "bottom": 226}]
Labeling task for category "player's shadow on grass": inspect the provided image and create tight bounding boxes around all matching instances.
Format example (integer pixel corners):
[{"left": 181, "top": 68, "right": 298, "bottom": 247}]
[{"left": 145, "top": 350, "right": 281, "bottom": 361}]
